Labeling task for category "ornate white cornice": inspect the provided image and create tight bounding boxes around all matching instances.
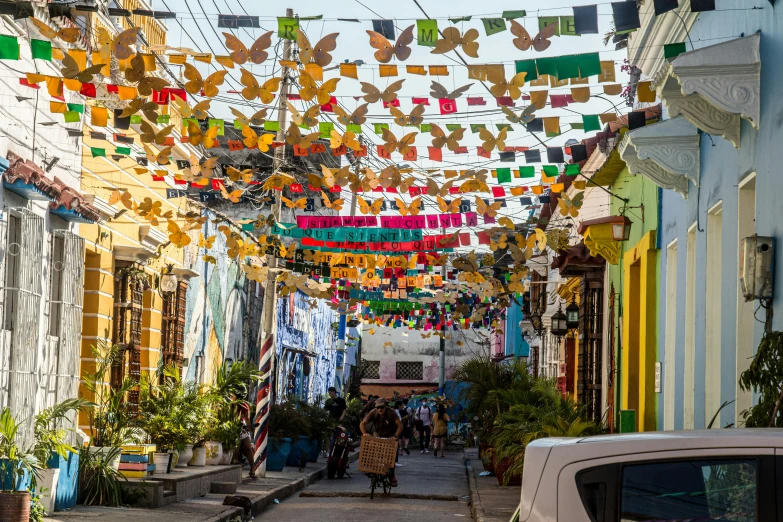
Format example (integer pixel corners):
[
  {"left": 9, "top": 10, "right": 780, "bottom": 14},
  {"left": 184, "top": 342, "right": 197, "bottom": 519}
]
[
  {"left": 81, "top": 194, "right": 116, "bottom": 222},
  {"left": 655, "top": 34, "right": 760, "bottom": 148},
  {"left": 628, "top": 1, "right": 699, "bottom": 78},
  {"left": 619, "top": 116, "right": 700, "bottom": 199},
  {"left": 139, "top": 224, "right": 168, "bottom": 250}
]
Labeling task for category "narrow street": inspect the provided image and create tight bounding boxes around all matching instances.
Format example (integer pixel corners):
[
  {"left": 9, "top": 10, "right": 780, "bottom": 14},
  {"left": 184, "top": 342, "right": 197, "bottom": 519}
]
[{"left": 263, "top": 448, "right": 472, "bottom": 521}]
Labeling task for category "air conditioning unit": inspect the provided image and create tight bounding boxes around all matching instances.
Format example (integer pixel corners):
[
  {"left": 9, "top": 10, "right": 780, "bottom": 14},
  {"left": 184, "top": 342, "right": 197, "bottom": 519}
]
[{"left": 740, "top": 235, "right": 775, "bottom": 301}]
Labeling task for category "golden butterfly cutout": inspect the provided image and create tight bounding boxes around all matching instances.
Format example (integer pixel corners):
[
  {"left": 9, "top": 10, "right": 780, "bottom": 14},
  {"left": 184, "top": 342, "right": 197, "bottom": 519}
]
[
  {"left": 281, "top": 196, "right": 308, "bottom": 209},
  {"left": 558, "top": 191, "right": 584, "bottom": 217},
  {"left": 240, "top": 68, "right": 281, "bottom": 103},
  {"left": 381, "top": 128, "right": 417, "bottom": 155},
  {"left": 487, "top": 68, "right": 527, "bottom": 100},
  {"left": 432, "top": 27, "right": 480, "bottom": 58},
  {"left": 360, "top": 79, "right": 404, "bottom": 104},
  {"left": 437, "top": 196, "right": 461, "bottom": 213},
  {"left": 298, "top": 70, "right": 339, "bottom": 105},
  {"left": 365, "top": 25, "right": 414, "bottom": 63},
  {"left": 501, "top": 105, "right": 537, "bottom": 124},
  {"left": 478, "top": 127, "right": 507, "bottom": 152},
  {"left": 285, "top": 124, "right": 320, "bottom": 149},
  {"left": 329, "top": 130, "right": 362, "bottom": 151},
  {"left": 333, "top": 103, "right": 369, "bottom": 125},
  {"left": 389, "top": 103, "right": 426, "bottom": 126},
  {"left": 140, "top": 121, "right": 174, "bottom": 145},
  {"left": 429, "top": 124, "right": 465, "bottom": 151},
  {"left": 187, "top": 122, "right": 220, "bottom": 148},
  {"left": 510, "top": 19, "right": 558, "bottom": 52},
  {"left": 429, "top": 81, "right": 472, "bottom": 100},
  {"left": 357, "top": 195, "right": 384, "bottom": 215},
  {"left": 30, "top": 18, "right": 81, "bottom": 43},
  {"left": 395, "top": 197, "right": 422, "bottom": 216},
  {"left": 296, "top": 28, "right": 339, "bottom": 67},
  {"left": 287, "top": 101, "right": 320, "bottom": 128},
  {"left": 222, "top": 30, "right": 273, "bottom": 64},
  {"left": 321, "top": 191, "right": 345, "bottom": 211},
  {"left": 230, "top": 107, "right": 268, "bottom": 127},
  {"left": 475, "top": 196, "right": 502, "bottom": 217},
  {"left": 241, "top": 126, "right": 274, "bottom": 152}
]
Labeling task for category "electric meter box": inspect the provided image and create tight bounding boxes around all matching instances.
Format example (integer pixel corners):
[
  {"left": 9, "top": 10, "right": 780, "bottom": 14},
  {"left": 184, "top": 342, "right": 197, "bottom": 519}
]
[{"left": 740, "top": 235, "right": 775, "bottom": 301}]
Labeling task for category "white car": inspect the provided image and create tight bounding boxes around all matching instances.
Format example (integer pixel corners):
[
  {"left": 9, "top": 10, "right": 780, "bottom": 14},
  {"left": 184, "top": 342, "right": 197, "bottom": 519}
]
[{"left": 514, "top": 429, "right": 781, "bottom": 521}]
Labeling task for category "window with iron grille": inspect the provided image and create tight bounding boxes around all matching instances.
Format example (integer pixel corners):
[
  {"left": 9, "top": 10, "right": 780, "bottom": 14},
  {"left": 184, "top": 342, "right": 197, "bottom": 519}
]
[
  {"left": 531, "top": 346, "right": 539, "bottom": 379},
  {"left": 112, "top": 264, "right": 145, "bottom": 415},
  {"left": 160, "top": 281, "right": 187, "bottom": 382},
  {"left": 396, "top": 361, "right": 423, "bottom": 381},
  {"left": 363, "top": 360, "right": 380, "bottom": 380}
]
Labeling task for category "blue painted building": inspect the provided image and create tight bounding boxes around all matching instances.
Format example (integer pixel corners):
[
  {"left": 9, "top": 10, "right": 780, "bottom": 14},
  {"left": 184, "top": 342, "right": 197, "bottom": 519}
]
[
  {"left": 504, "top": 301, "right": 529, "bottom": 359},
  {"left": 624, "top": 2, "right": 773, "bottom": 430}
]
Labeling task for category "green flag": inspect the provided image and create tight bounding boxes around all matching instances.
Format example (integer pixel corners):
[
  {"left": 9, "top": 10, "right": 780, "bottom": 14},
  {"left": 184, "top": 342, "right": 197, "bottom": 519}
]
[
  {"left": 496, "top": 123, "right": 513, "bottom": 132},
  {"left": 570, "top": 122, "right": 585, "bottom": 130},
  {"left": 64, "top": 111, "right": 80, "bottom": 123},
  {"left": 264, "top": 121, "right": 280, "bottom": 132},
  {"left": 536, "top": 56, "right": 559, "bottom": 78},
  {"left": 319, "top": 121, "right": 334, "bottom": 138},
  {"left": 347, "top": 124, "right": 362, "bottom": 134},
  {"left": 565, "top": 164, "right": 581, "bottom": 176},
  {"left": 519, "top": 166, "right": 535, "bottom": 178},
  {"left": 542, "top": 165, "right": 559, "bottom": 177},
  {"left": 559, "top": 16, "right": 576, "bottom": 36},
  {"left": 130, "top": 115, "right": 142, "bottom": 125},
  {"left": 445, "top": 124, "right": 463, "bottom": 131},
  {"left": 373, "top": 123, "right": 389, "bottom": 135},
  {"left": 470, "top": 124, "right": 486, "bottom": 133},
  {"left": 30, "top": 39, "right": 51, "bottom": 61},
  {"left": 208, "top": 119, "right": 224, "bottom": 136},
  {"left": 515, "top": 59, "right": 538, "bottom": 82},
  {"left": 664, "top": 42, "right": 687, "bottom": 60},
  {"left": 115, "top": 147, "right": 131, "bottom": 156},
  {"left": 502, "top": 10, "right": 526, "bottom": 19},
  {"left": 556, "top": 55, "right": 579, "bottom": 80},
  {"left": 496, "top": 168, "right": 512, "bottom": 184},
  {"left": 91, "top": 147, "right": 106, "bottom": 158},
  {"left": 157, "top": 114, "right": 170, "bottom": 124},
  {"left": 582, "top": 114, "right": 600, "bottom": 132},
  {"left": 278, "top": 17, "right": 299, "bottom": 40},
  {"left": 416, "top": 19, "right": 438, "bottom": 47},
  {"left": 481, "top": 18, "right": 507, "bottom": 36},
  {"left": 577, "top": 53, "right": 601, "bottom": 77},
  {"left": 419, "top": 123, "right": 432, "bottom": 133},
  {"left": 449, "top": 16, "right": 472, "bottom": 23},
  {"left": 538, "top": 16, "right": 560, "bottom": 36},
  {"left": 0, "top": 35, "right": 19, "bottom": 60},
  {"left": 66, "top": 103, "right": 84, "bottom": 114}
]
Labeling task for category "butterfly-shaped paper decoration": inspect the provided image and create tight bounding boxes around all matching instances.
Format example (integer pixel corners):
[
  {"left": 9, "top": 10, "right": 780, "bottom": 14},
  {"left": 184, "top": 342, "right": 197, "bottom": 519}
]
[
  {"left": 436, "top": 196, "right": 461, "bottom": 213},
  {"left": 108, "top": 190, "right": 134, "bottom": 209},
  {"left": 187, "top": 122, "right": 220, "bottom": 148},
  {"left": 240, "top": 69, "right": 281, "bottom": 103},
  {"left": 184, "top": 64, "right": 227, "bottom": 97},
  {"left": 432, "top": 27, "right": 480, "bottom": 58},
  {"left": 429, "top": 81, "right": 472, "bottom": 100},
  {"left": 119, "top": 98, "right": 159, "bottom": 121},
  {"left": 498, "top": 216, "right": 515, "bottom": 230},
  {"left": 241, "top": 126, "right": 275, "bottom": 152},
  {"left": 219, "top": 184, "right": 243, "bottom": 203},
  {"left": 429, "top": 123, "right": 465, "bottom": 151},
  {"left": 366, "top": 24, "right": 414, "bottom": 63},
  {"left": 427, "top": 178, "right": 455, "bottom": 197},
  {"left": 333, "top": 103, "right": 369, "bottom": 126},
  {"left": 478, "top": 127, "right": 507, "bottom": 152},
  {"left": 222, "top": 30, "right": 273, "bottom": 64},
  {"left": 321, "top": 191, "right": 345, "bottom": 211},
  {"left": 124, "top": 54, "right": 147, "bottom": 83},
  {"left": 135, "top": 67, "right": 169, "bottom": 97},
  {"left": 281, "top": 196, "right": 308, "bottom": 209},
  {"left": 487, "top": 68, "right": 527, "bottom": 99},
  {"left": 360, "top": 79, "right": 404, "bottom": 104},
  {"left": 490, "top": 234, "right": 508, "bottom": 252},
  {"left": 357, "top": 195, "right": 384, "bottom": 215},
  {"left": 298, "top": 70, "right": 340, "bottom": 105},
  {"left": 287, "top": 101, "right": 320, "bottom": 128},
  {"left": 360, "top": 168, "right": 380, "bottom": 191},
  {"left": 226, "top": 166, "right": 254, "bottom": 183},
  {"left": 389, "top": 103, "right": 426, "bottom": 126},
  {"left": 140, "top": 121, "right": 174, "bottom": 145},
  {"left": 510, "top": 19, "right": 558, "bottom": 52},
  {"left": 475, "top": 196, "right": 503, "bottom": 217},
  {"left": 381, "top": 128, "right": 417, "bottom": 156},
  {"left": 173, "top": 97, "right": 210, "bottom": 120},
  {"left": 395, "top": 196, "right": 422, "bottom": 216},
  {"left": 230, "top": 107, "right": 268, "bottom": 127},
  {"left": 262, "top": 173, "right": 296, "bottom": 191},
  {"left": 558, "top": 191, "right": 584, "bottom": 217},
  {"left": 198, "top": 233, "right": 215, "bottom": 249},
  {"left": 329, "top": 130, "right": 362, "bottom": 151},
  {"left": 296, "top": 29, "right": 339, "bottom": 67},
  {"left": 501, "top": 105, "right": 536, "bottom": 124},
  {"left": 167, "top": 220, "right": 191, "bottom": 247},
  {"left": 187, "top": 155, "right": 219, "bottom": 179},
  {"left": 30, "top": 17, "right": 81, "bottom": 43},
  {"left": 285, "top": 123, "right": 320, "bottom": 149},
  {"left": 203, "top": 255, "right": 217, "bottom": 264},
  {"left": 111, "top": 27, "right": 141, "bottom": 60},
  {"left": 60, "top": 53, "right": 104, "bottom": 83},
  {"left": 144, "top": 145, "right": 172, "bottom": 165}
]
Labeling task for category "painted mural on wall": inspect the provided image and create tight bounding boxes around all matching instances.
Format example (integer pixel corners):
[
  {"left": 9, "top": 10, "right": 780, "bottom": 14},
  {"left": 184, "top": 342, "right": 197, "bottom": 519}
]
[
  {"left": 275, "top": 291, "right": 340, "bottom": 404},
  {"left": 181, "top": 210, "right": 257, "bottom": 384}
]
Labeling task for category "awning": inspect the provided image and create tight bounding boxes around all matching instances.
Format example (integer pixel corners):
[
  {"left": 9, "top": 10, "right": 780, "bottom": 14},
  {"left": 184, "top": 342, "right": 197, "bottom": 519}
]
[{"left": 654, "top": 34, "right": 760, "bottom": 148}]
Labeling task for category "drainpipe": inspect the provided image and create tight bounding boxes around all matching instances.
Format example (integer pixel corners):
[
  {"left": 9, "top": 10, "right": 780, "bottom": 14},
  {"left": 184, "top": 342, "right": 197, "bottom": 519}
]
[{"left": 334, "top": 314, "right": 347, "bottom": 394}]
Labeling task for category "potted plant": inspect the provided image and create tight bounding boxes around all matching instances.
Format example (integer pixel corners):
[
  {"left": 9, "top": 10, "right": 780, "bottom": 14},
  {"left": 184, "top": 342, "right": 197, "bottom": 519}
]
[
  {"left": 32, "top": 398, "right": 90, "bottom": 514},
  {"left": 297, "top": 401, "right": 335, "bottom": 463},
  {"left": 0, "top": 408, "right": 41, "bottom": 521},
  {"left": 81, "top": 344, "right": 138, "bottom": 470},
  {"left": 266, "top": 403, "right": 307, "bottom": 471},
  {"left": 77, "top": 444, "right": 124, "bottom": 507}
]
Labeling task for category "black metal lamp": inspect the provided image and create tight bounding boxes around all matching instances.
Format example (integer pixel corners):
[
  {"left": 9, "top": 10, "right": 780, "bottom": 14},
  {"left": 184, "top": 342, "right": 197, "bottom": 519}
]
[
  {"left": 529, "top": 310, "right": 545, "bottom": 337},
  {"left": 566, "top": 298, "right": 580, "bottom": 330},
  {"left": 550, "top": 306, "right": 569, "bottom": 340},
  {"left": 159, "top": 264, "right": 178, "bottom": 295}
]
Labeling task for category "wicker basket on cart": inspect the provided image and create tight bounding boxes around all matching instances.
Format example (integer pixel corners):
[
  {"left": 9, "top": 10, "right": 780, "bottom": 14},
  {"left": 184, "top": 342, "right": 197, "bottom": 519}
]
[{"left": 358, "top": 436, "right": 398, "bottom": 474}]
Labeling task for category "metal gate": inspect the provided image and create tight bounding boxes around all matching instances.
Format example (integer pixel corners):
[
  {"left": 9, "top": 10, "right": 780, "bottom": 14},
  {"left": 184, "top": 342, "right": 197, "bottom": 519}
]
[{"left": 577, "top": 277, "right": 604, "bottom": 424}]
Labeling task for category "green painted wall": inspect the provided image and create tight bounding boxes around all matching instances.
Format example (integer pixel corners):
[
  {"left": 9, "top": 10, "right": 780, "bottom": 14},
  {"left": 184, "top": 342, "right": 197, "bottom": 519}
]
[{"left": 606, "top": 166, "right": 660, "bottom": 429}]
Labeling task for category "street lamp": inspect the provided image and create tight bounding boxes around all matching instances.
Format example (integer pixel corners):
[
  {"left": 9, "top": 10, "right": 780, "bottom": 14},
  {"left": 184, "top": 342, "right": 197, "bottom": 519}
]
[
  {"left": 566, "top": 298, "right": 580, "bottom": 330},
  {"left": 550, "top": 306, "right": 569, "bottom": 340},
  {"left": 529, "top": 310, "right": 546, "bottom": 337},
  {"left": 612, "top": 216, "right": 632, "bottom": 241},
  {"left": 159, "top": 264, "right": 178, "bottom": 295}
]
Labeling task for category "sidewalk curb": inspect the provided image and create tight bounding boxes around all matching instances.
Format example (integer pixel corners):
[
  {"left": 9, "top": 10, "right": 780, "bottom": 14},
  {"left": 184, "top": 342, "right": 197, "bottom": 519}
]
[
  {"left": 464, "top": 454, "right": 488, "bottom": 522},
  {"left": 250, "top": 452, "right": 359, "bottom": 516},
  {"left": 203, "top": 506, "right": 246, "bottom": 522}
]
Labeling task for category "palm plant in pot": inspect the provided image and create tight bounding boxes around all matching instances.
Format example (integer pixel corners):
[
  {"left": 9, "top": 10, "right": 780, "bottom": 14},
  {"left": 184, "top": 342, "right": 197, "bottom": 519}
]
[
  {"left": 32, "top": 398, "right": 91, "bottom": 514},
  {"left": 0, "top": 408, "right": 41, "bottom": 521},
  {"left": 81, "top": 344, "right": 138, "bottom": 470},
  {"left": 297, "top": 400, "right": 335, "bottom": 463},
  {"left": 266, "top": 403, "right": 307, "bottom": 471}
]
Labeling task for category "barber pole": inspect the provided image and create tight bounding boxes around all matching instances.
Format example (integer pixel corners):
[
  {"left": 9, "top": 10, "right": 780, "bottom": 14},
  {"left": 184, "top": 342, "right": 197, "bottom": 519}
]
[{"left": 253, "top": 333, "right": 274, "bottom": 475}]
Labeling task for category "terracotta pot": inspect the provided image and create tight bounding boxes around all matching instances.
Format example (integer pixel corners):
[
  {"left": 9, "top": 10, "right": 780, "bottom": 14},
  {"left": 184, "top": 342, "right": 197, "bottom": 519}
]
[
  {"left": 0, "top": 491, "right": 30, "bottom": 521},
  {"left": 479, "top": 442, "right": 495, "bottom": 473},
  {"left": 494, "top": 457, "right": 522, "bottom": 487},
  {"left": 177, "top": 445, "right": 193, "bottom": 468},
  {"left": 189, "top": 446, "right": 206, "bottom": 466},
  {"left": 205, "top": 441, "right": 223, "bottom": 465}
]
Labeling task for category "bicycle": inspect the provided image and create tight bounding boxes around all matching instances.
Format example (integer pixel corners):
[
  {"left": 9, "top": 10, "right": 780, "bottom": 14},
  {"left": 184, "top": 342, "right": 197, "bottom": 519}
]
[{"left": 366, "top": 466, "right": 395, "bottom": 499}]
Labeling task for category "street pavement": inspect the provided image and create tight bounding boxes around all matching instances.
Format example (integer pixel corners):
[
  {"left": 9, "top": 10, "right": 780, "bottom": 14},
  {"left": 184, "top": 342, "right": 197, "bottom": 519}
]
[{"left": 263, "top": 445, "right": 473, "bottom": 521}]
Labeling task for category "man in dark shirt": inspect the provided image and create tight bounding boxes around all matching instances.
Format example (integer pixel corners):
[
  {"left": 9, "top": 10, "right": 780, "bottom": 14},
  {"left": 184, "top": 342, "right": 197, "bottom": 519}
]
[
  {"left": 325, "top": 386, "right": 347, "bottom": 421},
  {"left": 360, "top": 398, "right": 403, "bottom": 486}
]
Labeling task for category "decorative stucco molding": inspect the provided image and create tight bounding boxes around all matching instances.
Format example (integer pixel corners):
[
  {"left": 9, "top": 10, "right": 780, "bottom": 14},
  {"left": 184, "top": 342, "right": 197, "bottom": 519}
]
[
  {"left": 51, "top": 177, "right": 101, "bottom": 223},
  {"left": 655, "top": 34, "right": 760, "bottom": 148},
  {"left": 582, "top": 225, "right": 621, "bottom": 266},
  {"left": 138, "top": 224, "right": 168, "bottom": 250},
  {"left": 619, "top": 116, "right": 700, "bottom": 199}
]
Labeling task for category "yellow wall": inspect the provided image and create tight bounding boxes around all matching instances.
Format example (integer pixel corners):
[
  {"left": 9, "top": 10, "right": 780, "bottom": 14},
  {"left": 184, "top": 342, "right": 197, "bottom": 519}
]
[{"left": 620, "top": 231, "right": 658, "bottom": 431}]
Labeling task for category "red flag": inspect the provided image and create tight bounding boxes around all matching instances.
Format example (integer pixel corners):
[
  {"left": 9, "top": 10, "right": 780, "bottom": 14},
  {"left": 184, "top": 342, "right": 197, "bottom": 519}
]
[
  {"left": 402, "top": 147, "right": 417, "bottom": 161},
  {"left": 412, "top": 97, "right": 430, "bottom": 106},
  {"left": 438, "top": 98, "right": 457, "bottom": 115},
  {"left": 79, "top": 83, "right": 96, "bottom": 98},
  {"left": 383, "top": 99, "right": 401, "bottom": 108},
  {"left": 466, "top": 97, "right": 486, "bottom": 106},
  {"left": 477, "top": 147, "right": 491, "bottom": 159},
  {"left": 495, "top": 96, "right": 514, "bottom": 107},
  {"left": 492, "top": 186, "right": 506, "bottom": 198},
  {"left": 427, "top": 147, "right": 442, "bottom": 161}
]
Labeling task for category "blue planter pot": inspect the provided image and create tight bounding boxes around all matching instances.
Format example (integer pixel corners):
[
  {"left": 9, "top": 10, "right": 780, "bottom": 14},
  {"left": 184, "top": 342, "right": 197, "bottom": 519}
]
[
  {"left": 46, "top": 451, "right": 79, "bottom": 511},
  {"left": 286, "top": 436, "right": 311, "bottom": 467},
  {"left": 307, "top": 438, "right": 321, "bottom": 463},
  {"left": 266, "top": 438, "right": 292, "bottom": 472}
]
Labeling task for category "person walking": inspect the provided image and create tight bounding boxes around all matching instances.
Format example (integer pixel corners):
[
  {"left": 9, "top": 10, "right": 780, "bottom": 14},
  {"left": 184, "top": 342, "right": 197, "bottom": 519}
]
[
  {"left": 325, "top": 386, "right": 347, "bottom": 422},
  {"left": 415, "top": 398, "right": 433, "bottom": 453},
  {"left": 431, "top": 404, "right": 450, "bottom": 458},
  {"left": 397, "top": 401, "right": 411, "bottom": 456}
]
